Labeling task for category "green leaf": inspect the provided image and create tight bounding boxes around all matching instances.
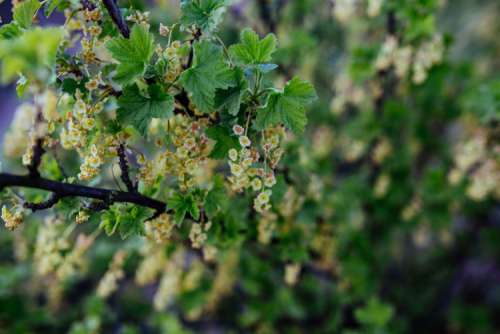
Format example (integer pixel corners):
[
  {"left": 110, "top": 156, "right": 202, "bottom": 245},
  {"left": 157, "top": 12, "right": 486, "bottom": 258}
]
[
  {"left": 13, "top": 0, "right": 41, "bottom": 29},
  {"left": 256, "top": 77, "right": 317, "bottom": 133},
  {"left": 117, "top": 84, "right": 174, "bottom": 136},
  {"left": 44, "top": 0, "right": 64, "bottom": 17},
  {"left": 229, "top": 28, "right": 277, "bottom": 65},
  {"left": 180, "top": 0, "right": 226, "bottom": 33},
  {"left": 256, "top": 63, "right": 278, "bottom": 72},
  {"left": 214, "top": 68, "right": 247, "bottom": 116},
  {"left": 180, "top": 40, "right": 234, "bottom": 113},
  {"left": 206, "top": 125, "right": 239, "bottom": 159},
  {"left": 100, "top": 206, "right": 121, "bottom": 236},
  {"left": 118, "top": 207, "right": 147, "bottom": 239},
  {"left": 270, "top": 175, "right": 287, "bottom": 205},
  {"left": 354, "top": 297, "right": 394, "bottom": 329},
  {"left": 0, "top": 27, "right": 64, "bottom": 83},
  {"left": 168, "top": 193, "right": 199, "bottom": 224},
  {"left": 106, "top": 24, "right": 154, "bottom": 85},
  {"left": 100, "top": 205, "right": 148, "bottom": 239},
  {"left": 349, "top": 46, "right": 377, "bottom": 82},
  {"left": 60, "top": 78, "right": 86, "bottom": 95},
  {"left": 204, "top": 175, "right": 226, "bottom": 218},
  {"left": 0, "top": 23, "right": 22, "bottom": 40},
  {"left": 462, "top": 79, "right": 500, "bottom": 123}
]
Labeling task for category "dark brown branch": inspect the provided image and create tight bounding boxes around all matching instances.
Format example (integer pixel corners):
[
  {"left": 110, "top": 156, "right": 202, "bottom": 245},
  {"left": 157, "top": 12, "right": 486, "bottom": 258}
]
[
  {"left": 27, "top": 138, "right": 45, "bottom": 178},
  {"left": 24, "top": 193, "right": 60, "bottom": 211},
  {"left": 102, "top": 0, "right": 130, "bottom": 38},
  {"left": 1, "top": 173, "right": 205, "bottom": 224},
  {"left": 0, "top": 173, "right": 166, "bottom": 214},
  {"left": 186, "top": 47, "right": 195, "bottom": 71},
  {"left": 387, "top": 10, "right": 397, "bottom": 36},
  {"left": 374, "top": 10, "right": 398, "bottom": 113},
  {"left": 117, "top": 144, "right": 137, "bottom": 193},
  {"left": 84, "top": 200, "right": 111, "bottom": 212},
  {"left": 174, "top": 90, "right": 216, "bottom": 121},
  {"left": 26, "top": 109, "right": 47, "bottom": 178},
  {"left": 184, "top": 28, "right": 201, "bottom": 70},
  {"left": 175, "top": 90, "right": 194, "bottom": 114}
]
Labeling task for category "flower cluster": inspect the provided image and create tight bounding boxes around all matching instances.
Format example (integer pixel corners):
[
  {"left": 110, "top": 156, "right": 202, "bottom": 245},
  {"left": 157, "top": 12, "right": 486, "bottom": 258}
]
[
  {"left": 38, "top": 89, "right": 60, "bottom": 123},
  {"left": 34, "top": 217, "right": 69, "bottom": 276},
  {"left": 1, "top": 206, "right": 24, "bottom": 231},
  {"left": 83, "top": 7, "right": 102, "bottom": 23},
  {"left": 75, "top": 210, "right": 90, "bottom": 224},
  {"left": 181, "top": 258, "right": 204, "bottom": 292},
  {"left": 374, "top": 34, "right": 444, "bottom": 84},
  {"left": 22, "top": 135, "right": 39, "bottom": 167},
  {"left": 153, "top": 250, "right": 184, "bottom": 311},
  {"left": 97, "top": 250, "right": 127, "bottom": 298},
  {"left": 3, "top": 103, "right": 35, "bottom": 158},
  {"left": 145, "top": 213, "right": 176, "bottom": 243},
  {"left": 284, "top": 263, "right": 301, "bottom": 286},
  {"left": 163, "top": 40, "right": 185, "bottom": 83},
  {"left": 412, "top": 35, "right": 444, "bottom": 84},
  {"left": 166, "top": 116, "right": 211, "bottom": 189},
  {"left": 227, "top": 146, "right": 260, "bottom": 191},
  {"left": 159, "top": 23, "right": 170, "bottom": 37},
  {"left": 126, "top": 10, "right": 150, "bottom": 27},
  {"left": 261, "top": 126, "right": 286, "bottom": 169},
  {"left": 257, "top": 211, "right": 277, "bottom": 244},
  {"left": 60, "top": 95, "right": 104, "bottom": 150},
  {"left": 372, "top": 137, "right": 393, "bottom": 164},
  {"left": 140, "top": 115, "right": 212, "bottom": 190},
  {"left": 449, "top": 130, "right": 500, "bottom": 201},
  {"left": 78, "top": 144, "right": 105, "bottom": 181},
  {"left": 311, "top": 126, "right": 335, "bottom": 159},
  {"left": 56, "top": 233, "right": 94, "bottom": 280},
  {"left": 79, "top": 8, "right": 104, "bottom": 65},
  {"left": 340, "top": 136, "right": 367, "bottom": 162},
  {"left": 253, "top": 189, "right": 272, "bottom": 214},
  {"left": 135, "top": 242, "right": 166, "bottom": 286},
  {"left": 333, "top": 0, "right": 358, "bottom": 23},
  {"left": 227, "top": 125, "right": 283, "bottom": 213},
  {"left": 278, "top": 187, "right": 305, "bottom": 219},
  {"left": 307, "top": 175, "right": 324, "bottom": 202},
  {"left": 373, "top": 173, "right": 391, "bottom": 198},
  {"left": 401, "top": 196, "right": 422, "bottom": 221},
  {"left": 367, "top": 0, "right": 383, "bottom": 17},
  {"left": 189, "top": 221, "right": 211, "bottom": 249},
  {"left": 467, "top": 160, "right": 499, "bottom": 200},
  {"left": 330, "top": 73, "right": 368, "bottom": 115},
  {"left": 375, "top": 36, "right": 411, "bottom": 79},
  {"left": 203, "top": 244, "right": 218, "bottom": 262}
]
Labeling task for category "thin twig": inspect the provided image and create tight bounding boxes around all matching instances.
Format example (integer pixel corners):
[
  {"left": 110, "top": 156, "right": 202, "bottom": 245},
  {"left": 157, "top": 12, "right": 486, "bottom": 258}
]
[
  {"left": 117, "top": 143, "right": 137, "bottom": 193},
  {"left": 102, "top": 0, "right": 130, "bottom": 38},
  {"left": 0, "top": 173, "right": 166, "bottom": 214},
  {"left": 184, "top": 28, "right": 202, "bottom": 70},
  {"left": 84, "top": 200, "right": 111, "bottom": 212},
  {"left": 27, "top": 138, "right": 45, "bottom": 178},
  {"left": 24, "top": 193, "right": 60, "bottom": 211}
]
